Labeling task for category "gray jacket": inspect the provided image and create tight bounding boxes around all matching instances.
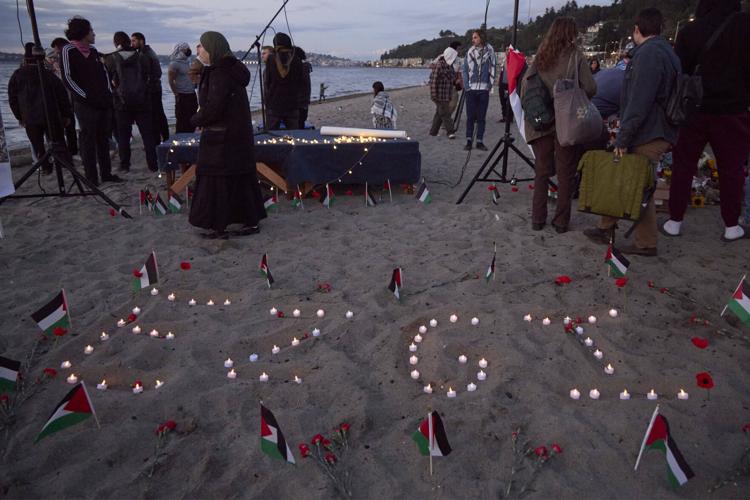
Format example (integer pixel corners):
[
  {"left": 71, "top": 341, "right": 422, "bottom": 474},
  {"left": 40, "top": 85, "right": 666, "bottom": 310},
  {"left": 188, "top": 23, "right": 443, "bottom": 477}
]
[{"left": 616, "top": 36, "right": 681, "bottom": 149}]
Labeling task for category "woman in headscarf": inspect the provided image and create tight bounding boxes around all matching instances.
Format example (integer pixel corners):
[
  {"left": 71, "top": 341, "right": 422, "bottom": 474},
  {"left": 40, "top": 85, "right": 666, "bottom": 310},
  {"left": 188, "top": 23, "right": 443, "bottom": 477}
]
[
  {"left": 263, "top": 32, "right": 305, "bottom": 130},
  {"left": 188, "top": 31, "right": 266, "bottom": 239}
]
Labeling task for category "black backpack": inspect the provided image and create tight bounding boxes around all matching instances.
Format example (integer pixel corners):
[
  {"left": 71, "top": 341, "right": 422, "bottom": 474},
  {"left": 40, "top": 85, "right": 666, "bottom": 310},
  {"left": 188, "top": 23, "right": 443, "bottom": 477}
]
[
  {"left": 521, "top": 68, "right": 555, "bottom": 132},
  {"left": 113, "top": 52, "right": 146, "bottom": 108},
  {"left": 665, "top": 14, "right": 735, "bottom": 126}
]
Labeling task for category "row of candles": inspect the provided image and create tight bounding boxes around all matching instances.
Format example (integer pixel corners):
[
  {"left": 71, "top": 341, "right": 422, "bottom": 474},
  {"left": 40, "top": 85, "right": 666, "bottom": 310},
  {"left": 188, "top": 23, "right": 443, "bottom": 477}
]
[
  {"left": 61, "top": 370, "right": 163, "bottom": 393},
  {"left": 570, "top": 388, "right": 690, "bottom": 400},
  {"left": 524, "top": 312, "right": 618, "bottom": 325}
]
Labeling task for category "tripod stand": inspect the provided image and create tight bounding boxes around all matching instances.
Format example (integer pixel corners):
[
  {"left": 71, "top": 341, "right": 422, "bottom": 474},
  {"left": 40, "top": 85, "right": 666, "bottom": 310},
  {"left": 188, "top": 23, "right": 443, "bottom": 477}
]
[
  {"left": 0, "top": 0, "right": 131, "bottom": 217},
  {"left": 456, "top": 0, "right": 535, "bottom": 205}
]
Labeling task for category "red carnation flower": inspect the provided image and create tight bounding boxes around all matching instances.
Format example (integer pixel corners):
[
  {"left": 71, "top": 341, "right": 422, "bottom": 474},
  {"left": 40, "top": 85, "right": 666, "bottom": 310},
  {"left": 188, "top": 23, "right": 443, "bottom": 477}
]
[
  {"left": 691, "top": 337, "right": 709, "bottom": 349},
  {"left": 659, "top": 287, "right": 669, "bottom": 294},
  {"left": 488, "top": 185, "right": 497, "bottom": 191},
  {"left": 322, "top": 438, "right": 332, "bottom": 449},
  {"left": 180, "top": 262, "right": 191, "bottom": 271},
  {"left": 324, "top": 453, "right": 337, "bottom": 464},
  {"left": 311, "top": 190, "right": 320, "bottom": 198},
  {"left": 555, "top": 275, "right": 572, "bottom": 285},
  {"left": 615, "top": 277, "right": 628, "bottom": 288},
  {"left": 647, "top": 281, "right": 655, "bottom": 288},
  {"left": 127, "top": 313, "right": 137, "bottom": 322},
  {"left": 133, "top": 379, "right": 143, "bottom": 388},
  {"left": 575, "top": 316, "right": 583, "bottom": 324},
  {"left": 164, "top": 420, "right": 177, "bottom": 431},
  {"left": 564, "top": 323, "right": 574, "bottom": 333},
  {"left": 109, "top": 208, "right": 117, "bottom": 217},
  {"left": 511, "top": 187, "right": 519, "bottom": 192},
  {"left": 742, "top": 423, "right": 750, "bottom": 433},
  {"left": 133, "top": 269, "right": 143, "bottom": 278},
  {"left": 549, "top": 186, "right": 558, "bottom": 193},
  {"left": 340, "top": 422, "right": 351, "bottom": 433},
  {"left": 534, "top": 446, "right": 548, "bottom": 457},
  {"left": 53, "top": 327, "right": 68, "bottom": 337},
  {"left": 552, "top": 443, "right": 563, "bottom": 454},
  {"left": 311, "top": 433, "right": 324, "bottom": 446},
  {"left": 345, "top": 189, "right": 353, "bottom": 196},
  {"left": 528, "top": 184, "right": 535, "bottom": 190},
  {"left": 155, "top": 424, "right": 165, "bottom": 435},
  {"left": 0, "top": 394, "right": 9, "bottom": 403},
  {"left": 299, "top": 444, "right": 311, "bottom": 458},
  {"left": 43, "top": 367, "right": 57, "bottom": 378},
  {"left": 277, "top": 311, "right": 285, "bottom": 318},
  {"left": 696, "top": 372, "right": 714, "bottom": 389}
]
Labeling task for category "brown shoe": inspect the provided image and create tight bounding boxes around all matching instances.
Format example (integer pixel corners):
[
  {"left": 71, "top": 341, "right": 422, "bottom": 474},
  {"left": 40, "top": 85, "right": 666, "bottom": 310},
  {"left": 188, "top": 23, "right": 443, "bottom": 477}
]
[
  {"left": 619, "top": 244, "right": 657, "bottom": 257},
  {"left": 583, "top": 227, "right": 611, "bottom": 245}
]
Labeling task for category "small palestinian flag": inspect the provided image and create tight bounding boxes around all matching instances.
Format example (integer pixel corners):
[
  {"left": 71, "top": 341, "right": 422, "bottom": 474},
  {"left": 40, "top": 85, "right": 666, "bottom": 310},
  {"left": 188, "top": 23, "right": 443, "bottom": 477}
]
[
  {"left": 139, "top": 189, "right": 151, "bottom": 210},
  {"left": 31, "top": 290, "right": 71, "bottom": 337},
  {"left": 412, "top": 410, "right": 452, "bottom": 457},
  {"left": 259, "top": 253, "right": 274, "bottom": 288},
  {"left": 388, "top": 267, "right": 402, "bottom": 300},
  {"left": 153, "top": 195, "right": 168, "bottom": 215},
  {"left": 365, "top": 183, "right": 377, "bottom": 207},
  {"left": 134, "top": 251, "right": 159, "bottom": 290},
  {"left": 264, "top": 194, "right": 278, "bottom": 211},
  {"left": 260, "top": 404, "right": 295, "bottom": 464},
  {"left": 490, "top": 184, "right": 499, "bottom": 205},
  {"left": 320, "top": 184, "right": 334, "bottom": 208},
  {"left": 0, "top": 356, "right": 21, "bottom": 392},
  {"left": 35, "top": 382, "right": 97, "bottom": 443},
  {"left": 485, "top": 253, "right": 496, "bottom": 283},
  {"left": 605, "top": 245, "right": 630, "bottom": 278},
  {"left": 636, "top": 409, "right": 694, "bottom": 487},
  {"left": 291, "top": 188, "right": 304, "bottom": 209},
  {"left": 726, "top": 277, "right": 750, "bottom": 325},
  {"left": 168, "top": 192, "right": 182, "bottom": 213},
  {"left": 416, "top": 180, "right": 431, "bottom": 204}
]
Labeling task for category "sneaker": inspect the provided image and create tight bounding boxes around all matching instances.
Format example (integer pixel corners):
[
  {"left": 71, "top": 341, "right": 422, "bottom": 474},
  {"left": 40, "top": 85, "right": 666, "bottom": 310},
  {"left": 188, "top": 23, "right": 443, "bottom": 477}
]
[
  {"left": 722, "top": 225, "right": 748, "bottom": 242},
  {"left": 101, "top": 174, "right": 125, "bottom": 183},
  {"left": 619, "top": 244, "right": 658, "bottom": 257},
  {"left": 583, "top": 227, "right": 611, "bottom": 245},
  {"left": 661, "top": 219, "right": 682, "bottom": 237},
  {"left": 464, "top": 141, "right": 472, "bottom": 151},
  {"left": 448, "top": 133, "right": 456, "bottom": 139},
  {"left": 476, "top": 142, "right": 488, "bottom": 151}
]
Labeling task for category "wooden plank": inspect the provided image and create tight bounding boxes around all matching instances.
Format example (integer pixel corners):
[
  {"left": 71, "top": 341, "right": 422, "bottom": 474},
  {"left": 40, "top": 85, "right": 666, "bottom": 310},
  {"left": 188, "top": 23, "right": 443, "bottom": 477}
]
[
  {"left": 170, "top": 164, "right": 196, "bottom": 193},
  {"left": 256, "top": 162, "right": 288, "bottom": 193}
]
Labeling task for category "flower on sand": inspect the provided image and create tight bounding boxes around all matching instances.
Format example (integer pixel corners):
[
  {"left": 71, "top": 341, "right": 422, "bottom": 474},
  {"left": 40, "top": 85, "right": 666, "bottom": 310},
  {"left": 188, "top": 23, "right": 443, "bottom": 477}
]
[
  {"left": 324, "top": 453, "right": 337, "bottom": 464},
  {"left": 534, "top": 446, "right": 548, "bottom": 457},
  {"left": 554, "top": 275, "right": 572, "bottom": 286},
  {"left": 180, "top": 262, "right": 191, "bottom": 271},
  {"left": 299, "top": 444, "right": 311, "bottom": 458},
  {"left": 43, "top": 368, "right": 57, "bottom": 378},
  {"left": 511, "top": 187, "right": 519, "bottom": 192},
  {"left": 696, "top": 372, "right": 714, "bottom": 389},
  {"left": 277, "top": 311, "right": 285, "bottom": 318},
  {"left": 164, "top": 420, "right": 177, "bottom": 431},
  {"left": 322, "top": 438, "right": 332, "bottom": 449},
  {"left": 551, "top": 443, "right": 563, "bottom": 454},
  {"left": 691, "top": 337, "right": 709, "bottom": 349},
  {"left": 311, "top": 434, "right": 324, "bottom": 446},
  {"left": 133, "top": 270, "right": 143, "bottom": 278},
  {"left": 340, "top": 423, "right": 351, "bottom": 433},
  {"left": 132, "top": 379, "right": 143, "bottom": 388},
  {"left": 615, "top": 277, "right": 628, "bottom": 288},
  {"left": 127, "top": 313, "right": 137, "bottom": 322},
  {"left": 53, "top": 327, "right": 68, "bottom": 337},
  {"left": 742, "top": 423, "right": 750, "bottom": 433}
]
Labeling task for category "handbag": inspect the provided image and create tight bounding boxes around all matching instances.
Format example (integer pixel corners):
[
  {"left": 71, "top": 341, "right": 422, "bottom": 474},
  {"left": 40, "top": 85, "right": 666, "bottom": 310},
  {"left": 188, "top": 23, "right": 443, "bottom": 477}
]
[
  {"left": 577, "top": 150, "right": 654, "bottom": 221},
  {"left": 553, "top": 53, "right": 602, "bottom": 146}
]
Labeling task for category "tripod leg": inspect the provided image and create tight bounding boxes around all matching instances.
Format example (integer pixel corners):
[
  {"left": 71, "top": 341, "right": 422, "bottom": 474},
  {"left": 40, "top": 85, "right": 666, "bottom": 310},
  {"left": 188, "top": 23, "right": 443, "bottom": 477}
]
[
  {"left": 456, "top": 138, "right": 507, "bottom": 204},
  {"left": 57, "top": 155, "right": 133, "bottom": 219}
]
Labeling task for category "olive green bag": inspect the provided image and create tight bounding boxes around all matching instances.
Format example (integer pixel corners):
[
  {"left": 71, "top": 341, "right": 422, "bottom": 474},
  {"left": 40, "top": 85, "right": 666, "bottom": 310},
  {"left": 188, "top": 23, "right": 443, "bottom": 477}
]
[{"left": 577, "top": 150, "right": 654, "bottom": 221}]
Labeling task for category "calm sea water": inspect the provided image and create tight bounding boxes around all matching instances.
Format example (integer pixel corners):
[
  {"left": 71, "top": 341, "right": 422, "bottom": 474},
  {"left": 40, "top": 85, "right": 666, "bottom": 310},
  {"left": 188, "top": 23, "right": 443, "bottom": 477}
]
[{"left": 0, "top": 61, "right": 429, "bottom": 150}]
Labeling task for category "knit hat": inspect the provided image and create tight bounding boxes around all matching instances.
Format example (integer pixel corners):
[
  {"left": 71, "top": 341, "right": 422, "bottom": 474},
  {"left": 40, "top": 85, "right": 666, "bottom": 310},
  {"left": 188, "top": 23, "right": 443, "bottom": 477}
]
[
  {"left": 171, "top": 42, "right": 190, "bottom": 60},
  {"left": 273, "top": 32, "right": 292, "bottom": 48},
  {"left": 442, "top": 47, "right": 458, "bottom": 66},
  {"left": 24, "top": 42, "right": 35, "bottom": 61},
  {"left": 199, "top": 31, "right": 233, "bottom": 64}
]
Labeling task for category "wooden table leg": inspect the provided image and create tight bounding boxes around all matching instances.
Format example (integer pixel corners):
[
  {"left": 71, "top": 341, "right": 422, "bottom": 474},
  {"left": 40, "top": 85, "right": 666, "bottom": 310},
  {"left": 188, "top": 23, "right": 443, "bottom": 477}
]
[
  {"left": 169, "top": 164, "right": 196, "bottom": 193},
  {"left": 255, "top": 162, "right": 289, "bottom": 193}
]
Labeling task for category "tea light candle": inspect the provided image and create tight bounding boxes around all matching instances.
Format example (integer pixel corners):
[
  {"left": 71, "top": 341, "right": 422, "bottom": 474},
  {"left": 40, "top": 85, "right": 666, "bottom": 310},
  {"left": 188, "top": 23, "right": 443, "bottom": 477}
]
[
  {"left": 593, "top": 349, "right": 603, "bottom": 360},
  {"left": 429, "top": 319, "right": 438, "bottom": 328},
  {"left": 155, "top": 380, "right": 164, "bottom": 389},
  {"left": 478, "top": 358, "right": 488, "bottom": 369},
  {"left": 206, "top": 299, "right": 215, "bottom": 306},
  {"left": 61, "top": 360, "right": 72, "bottom": 369},
  {"left": 414, "top": 334, "right": 423, "bottom": 343},
  {"left": 84, "top": 345, "right": 94, "bottom": 355},
  {"left": 249, "top": 353, "right": 258, "bottom": 362},
  {"left": 584, "top": 337, "right": 594, "bottom": 347},
  {"left": 291, "top": 337, "right": 300, "bottom": 346},
  {"left": 409, "top": 355, "right": 418, "bottom": 365},
  {"left": 224, "top": 299, "right": 231, "bottom": 306},
  {"left": 272, "top": 345, "right": 280, "bottom": 354},
  {"left": 224, "top": 358, "right": 234, "bottom": 368},
  {"left": 542, "top": 317, "right": 551, "bottom": 326},
  {"left": 575, "top": 326, "right": 584, "bottom": 335},
  {"left": 447, "top": 387, "right": 457, "bottom": 398},
  {"left": 165, "top": 332, "right": 175, "bottom": 340},
  {"left": 316, "top": 309, "right": 325, "bottom": 318},
  {"left": 678, "top": 389, "right": 689, "bottom": 400},
  {"left": 418, "top": 325, "right": 427, "bottom": 334},
  {"left": 67, "top": 373, "right": 78, "bottom": 384},
  {"left": 227, "top": 369, "right": 237, "bottom": 379},
  {"left": 477, "top": 370, "right": 487, "bottom": 381},
  {"left": 132, "top": 383, "right": 143, "bottom": 394},
  {"left": 449, "top": 314, "right": 458, "bottom": 323},
  {"left": 100, "top": 332, "right": 109, "bottom": 342},
  {"left": 608, "top": 308, "right": 618, "bottom": 318},
  {"left": 647, "top": 389, "right": 658, "bottom": 400},
  {"left": 458, "top": 354, "right": 467, "bottom": 364},
  {"left": 293, "top": 309, "right": 301, "bottom": 317},
  {"left": 167, "top": 293, "right": 176, "bottom": 302},
  {"left": 132, "top": 306, "right": 141, "bottom": 315},
  {"left": 467, "top": 382, "right": 477, "bottom": 392},
  {"left": 588, "top": 315, "right": 597, "bottom": 324},
  {"left": 563, "top": 316, "right": 572, "bottom": 325},
  {"left": 294, "top": 375, "right": 302, "bottom": 384},
  {"left": 117, "top": 318, "right": 126, "bottom": 327},
  {"left": 410, "top": 370, "right": 420, "bottom": 380},
  {"left": 604, "top": 363, "right": 614, "bottom": 374},
  {"left": 423, "top": 384, "right": 433, "bottom": 394},
  {"left": 345, "top": 310, "right": 354, "bottom": 319},
  {"left": 150, "top": 288, "right": 159, "bottom": 296},
  {"left": 96, "top": 380, "right": 107, "bottom": 390},
  {"left": 132, "top": 325, "right": 142, "bottom": 334},
  {"left": 312, "top": 328, "right": 321, "bottom": 337},
  {"left": 409, "top": 343, "right": 418, "bottom": 352},
  {"left": 620, "top": 389, "right": 631, "bottom": 400},
  {"left": 569, "top": 388, "right": 581, "bottom": 400},
  {"left": 149, "top": 329, "right": 159, "bottom": 338},
  {"left": 589, "top": 388, "right": 600, "bottom": 400},
  {"left": 188, "top": 299, "right": 196, "bottom": 306},
  {"left": 471, "top": 317, "right": 479, "bottom": 326},
  {"left": 523, "top": 314, "right": 533, "bottom": 322},
  {"left": 270, "top": 307, "right": 278, "bottom": 315}
]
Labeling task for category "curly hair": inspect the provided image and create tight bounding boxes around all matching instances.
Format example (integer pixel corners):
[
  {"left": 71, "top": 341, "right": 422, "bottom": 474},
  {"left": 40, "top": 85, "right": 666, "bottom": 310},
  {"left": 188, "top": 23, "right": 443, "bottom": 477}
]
[{"left": 534, "top": 17, "right": 578, "bottom": 72}]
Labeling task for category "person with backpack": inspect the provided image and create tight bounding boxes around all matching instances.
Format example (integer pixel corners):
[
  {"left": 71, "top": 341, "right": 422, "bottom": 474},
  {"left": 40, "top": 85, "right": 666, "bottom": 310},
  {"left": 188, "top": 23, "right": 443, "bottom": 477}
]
[
  {"left": 520, "top": 17, "right": 596, "bottom": 234},
  {"left": 131, "top": 32, "right": 169, "bottom": 145},
  {"left": 662, "top": 0, "right": 750, "bottom": 242},
  {"left": 8, "top": 42, "right": 73, "bottom": 174},
  {"left": 583, "top": 8, "right": 680, "bottom": 256},
  {"left": 105, "top": 31, "right": 158, "bottom": 173},
  {"left": 462, "top": 29, "right": 495, "bottom": 151},
  {"left": 60, "top": 17, "right": 122, "bottom": 185},
  {"left": 428, "top": 47, "right": 458, "bottom": 138}
]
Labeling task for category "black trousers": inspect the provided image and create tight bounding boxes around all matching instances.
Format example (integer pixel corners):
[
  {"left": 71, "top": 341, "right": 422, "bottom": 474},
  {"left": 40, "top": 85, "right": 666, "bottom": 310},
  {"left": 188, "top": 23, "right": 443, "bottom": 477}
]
[
  {"left": 267, "top": 109, "right": 300, "bottom": 130},
  {"left": 115, "top": 105, "right": 158, "bottom": 171},
  {"left": 175, "top": 93, "right": 198, "bottom": 133},
  {"left": 151, "top": 92, "right": 169, "bottom": 143},
  {"left": 64, "top": 121, "right": 78, "bottom": 156},
  {"left": 74, "top": 100, "right": 112, "bottom": 182},
  {"left": 298, "top": 107, "right": 309, "bottom": 129}
]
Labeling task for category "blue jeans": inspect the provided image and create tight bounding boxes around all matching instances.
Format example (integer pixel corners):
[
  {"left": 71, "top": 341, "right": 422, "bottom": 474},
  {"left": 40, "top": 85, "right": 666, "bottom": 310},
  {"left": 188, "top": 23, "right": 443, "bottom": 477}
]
[{"left": 465, "top": 90, "right": 490, "bottom": 142}]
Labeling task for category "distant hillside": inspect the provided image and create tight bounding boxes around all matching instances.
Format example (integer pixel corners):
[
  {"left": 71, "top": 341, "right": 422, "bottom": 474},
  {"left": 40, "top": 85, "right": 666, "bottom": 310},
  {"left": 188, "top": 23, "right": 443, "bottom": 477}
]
[{"left": 381, "top": 0, "right": 709, "bottom": 59}]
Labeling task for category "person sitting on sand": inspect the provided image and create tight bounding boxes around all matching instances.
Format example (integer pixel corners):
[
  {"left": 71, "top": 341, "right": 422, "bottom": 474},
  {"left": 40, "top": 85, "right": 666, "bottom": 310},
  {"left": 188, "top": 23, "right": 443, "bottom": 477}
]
[
  {"left": 371, "top": 81, "right": 397, "bottom": 130},
  {"left": 188, "top": 31, "right": 267, "bottom": 239}
]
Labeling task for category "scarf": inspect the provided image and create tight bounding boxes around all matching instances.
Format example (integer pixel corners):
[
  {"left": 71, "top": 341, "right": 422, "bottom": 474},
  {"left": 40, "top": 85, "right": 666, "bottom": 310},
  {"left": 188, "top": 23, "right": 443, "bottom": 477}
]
[
  {"left": 274, "top": 47, "right": 294, "bottom": 78},
  {"left": 171, "top": 42, "right": 190, "bottom": 61},
  {"left": 199, "top": 31, "right": 233, "bottom": 65},
  {"left": 70, "top": 40, "right": 91, "bottom": 58},
  {"left": 371, "top": 92, "right": 397, "bottom": 121}
]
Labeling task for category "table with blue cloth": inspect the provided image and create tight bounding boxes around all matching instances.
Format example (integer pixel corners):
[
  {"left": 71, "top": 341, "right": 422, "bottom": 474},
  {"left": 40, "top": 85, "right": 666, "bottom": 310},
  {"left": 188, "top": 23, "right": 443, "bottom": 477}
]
[{"left": 158, "top": 130, "right": 421, "bottom": 192}]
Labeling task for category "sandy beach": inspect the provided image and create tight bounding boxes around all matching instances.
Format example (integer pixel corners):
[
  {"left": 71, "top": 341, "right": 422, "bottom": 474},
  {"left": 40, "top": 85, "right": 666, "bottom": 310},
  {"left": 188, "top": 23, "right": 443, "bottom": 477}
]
[{"left": 0, "top": 85, "right": 748, "bottom": 499}]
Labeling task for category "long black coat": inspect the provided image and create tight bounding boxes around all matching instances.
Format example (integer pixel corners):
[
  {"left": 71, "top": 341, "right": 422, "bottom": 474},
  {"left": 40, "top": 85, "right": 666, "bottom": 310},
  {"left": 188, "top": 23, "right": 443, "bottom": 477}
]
[{"left": 191, "top": 56, "right": 254, "bottom": 176}]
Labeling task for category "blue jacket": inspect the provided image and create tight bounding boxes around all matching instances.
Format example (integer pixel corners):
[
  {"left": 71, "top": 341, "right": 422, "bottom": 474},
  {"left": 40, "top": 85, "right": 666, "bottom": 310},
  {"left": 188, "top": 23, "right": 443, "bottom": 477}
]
[
  {"left": 616, "top": 36, "right": 681, "bottom": 149},
  {"left": 462, "top": 44, "right": 496, "bottom": 92}
]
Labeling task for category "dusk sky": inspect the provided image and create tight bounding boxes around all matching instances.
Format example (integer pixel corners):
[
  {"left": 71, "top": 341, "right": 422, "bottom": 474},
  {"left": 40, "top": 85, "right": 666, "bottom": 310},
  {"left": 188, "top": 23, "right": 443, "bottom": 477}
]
[{"left": 1, "top": 0, "right": 611, "bottom": 60}]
